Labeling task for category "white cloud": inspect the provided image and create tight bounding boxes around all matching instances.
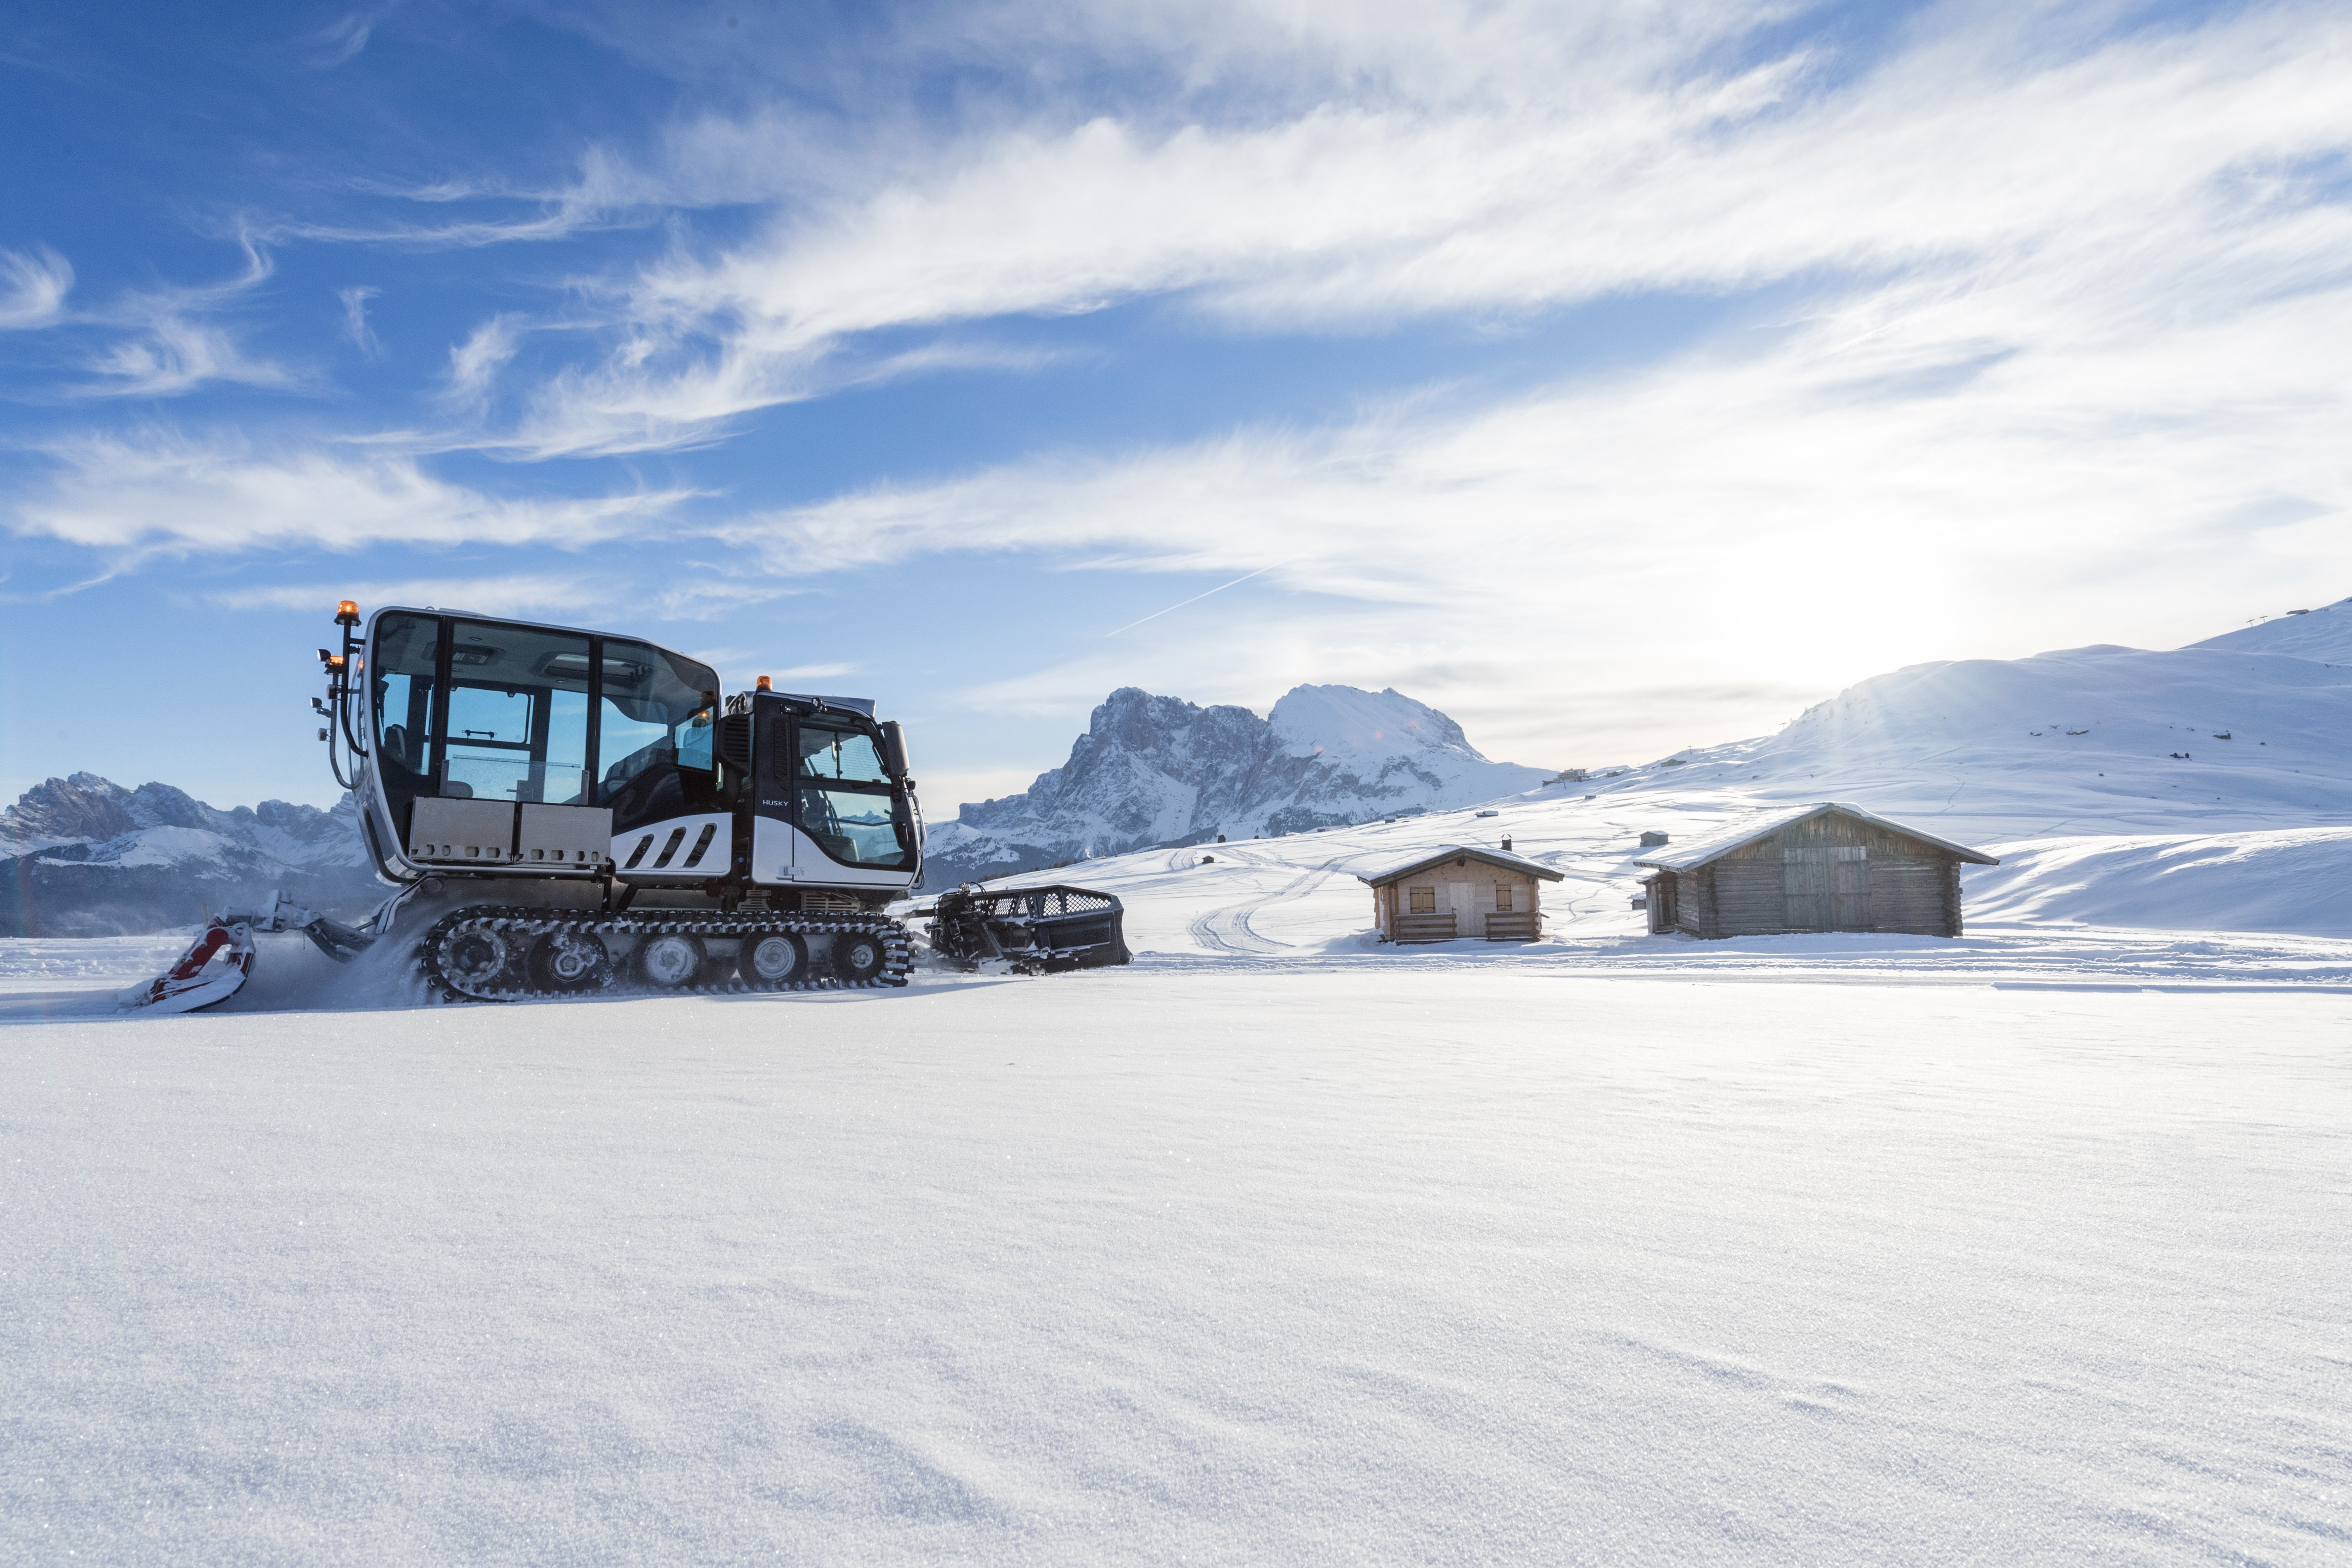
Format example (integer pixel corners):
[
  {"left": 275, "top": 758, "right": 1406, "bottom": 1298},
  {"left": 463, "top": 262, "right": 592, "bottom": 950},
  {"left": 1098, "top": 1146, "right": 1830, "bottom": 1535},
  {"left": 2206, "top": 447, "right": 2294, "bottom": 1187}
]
[
  {"left": 210, "top": 574, "right": 613, "bottom": 621},
  {"left": 75, "top": 239, "right": 297, "bottom": 398},
  {"left": 207, "top": 571, "right": 797, "bottom": 638},
  {"left": 339, "top": 286, "right": 381, "bottom": 355},
  {"left": 708, "top": 221, "right": 2352, "bottom": 764},
  {"left": 494, "top": 1, "right": 2352, "bottom": 455},
  {"left": 81, "top": 318, "right": 295, "bottom": 398},
  {"left": 0, "top": 246, "right": 73, "bottom": 329},
  {"left": 302, "top": 10, "right": 383, "bottom": 70},
  {"left": 12, "top": 432, "right": 699, "bottom": 559},
  {"left": 444, "top": 313, "right": 525, "bottom": 406}
]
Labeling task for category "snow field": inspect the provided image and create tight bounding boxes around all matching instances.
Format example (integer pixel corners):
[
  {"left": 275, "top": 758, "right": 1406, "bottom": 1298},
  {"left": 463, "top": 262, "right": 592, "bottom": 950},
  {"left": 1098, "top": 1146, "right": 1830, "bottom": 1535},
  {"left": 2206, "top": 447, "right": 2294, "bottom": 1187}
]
[
  {"left": 965, "top": 788, "right": 2352, "bottom": 970},
  {"left": 0, "top": 933, "right": 192, "bottom": 995},
  {"left": 5, "top": 975, "right": 2347, "bottom": 1563}
]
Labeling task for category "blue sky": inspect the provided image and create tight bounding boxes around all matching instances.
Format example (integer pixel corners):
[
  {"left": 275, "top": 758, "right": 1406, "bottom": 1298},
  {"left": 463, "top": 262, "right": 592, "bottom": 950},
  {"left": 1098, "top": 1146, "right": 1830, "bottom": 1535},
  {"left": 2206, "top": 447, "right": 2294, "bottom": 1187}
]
[{"left": 3, "top": 0, "right": 2347, "bottom": 813}]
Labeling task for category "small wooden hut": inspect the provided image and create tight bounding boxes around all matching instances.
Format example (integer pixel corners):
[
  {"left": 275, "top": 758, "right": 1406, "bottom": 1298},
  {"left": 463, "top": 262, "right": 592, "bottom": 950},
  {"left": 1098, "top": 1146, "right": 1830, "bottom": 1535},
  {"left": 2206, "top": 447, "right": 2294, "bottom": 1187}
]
[
  {"left": 1361, "top": 845, "right": 1564, "bottom": 943},
  {"left": 1633, "top": 803, "right": 1997, "bottom": 939}
]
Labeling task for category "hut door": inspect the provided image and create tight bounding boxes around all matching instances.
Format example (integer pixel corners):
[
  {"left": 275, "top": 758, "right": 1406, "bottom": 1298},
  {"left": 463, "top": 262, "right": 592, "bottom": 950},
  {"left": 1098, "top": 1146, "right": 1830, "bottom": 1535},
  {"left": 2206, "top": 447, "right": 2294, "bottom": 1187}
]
[
  {"left": 1446, "top": 881, "right": 1485, "bottom": 938},
  {"left": 1785, "top": 846, "right": 1870, "bottom": 930},
  {"left": 1782, "top": 848, "right": 1826, "bottom": 930},
  {"left": 1830, "top": 846, "right": 1871, "bottom": 930}
]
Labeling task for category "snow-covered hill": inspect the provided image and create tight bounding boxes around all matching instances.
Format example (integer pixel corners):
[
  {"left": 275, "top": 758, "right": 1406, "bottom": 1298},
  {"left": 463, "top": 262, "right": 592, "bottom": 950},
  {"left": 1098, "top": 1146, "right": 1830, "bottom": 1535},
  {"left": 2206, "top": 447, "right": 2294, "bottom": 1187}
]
[
  {"left": 1579, "top": 638, "right": 2352, "bottom": 844},
  {"left": 940, "top": 602, "right": 2352, "bottom": 946},
  {"left": 0, "top": 773, "right": 378, "bottom": 936},
  {"left": 2188, "top": 593, "right": 2352, "bottom": 661},
  {"left": 923, "top": 684, "right": 1550, "bottom": 884}
]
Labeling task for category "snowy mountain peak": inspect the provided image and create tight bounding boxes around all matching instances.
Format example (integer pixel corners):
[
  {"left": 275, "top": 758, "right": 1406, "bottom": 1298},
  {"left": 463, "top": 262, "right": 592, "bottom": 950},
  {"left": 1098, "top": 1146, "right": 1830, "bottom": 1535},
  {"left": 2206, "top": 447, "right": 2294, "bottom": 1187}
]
[
  {"left": 1, "top": 773, "right": 377, "bottom": 936},
  {"left": 1268, "top": 686, "right": 1476, "bottom": 762},
  {"left": 927, "top": 683, "right": 1549, "bottom": 884},
  {"left": 0, "top": 773, "right": 140, "bottom": 852}
]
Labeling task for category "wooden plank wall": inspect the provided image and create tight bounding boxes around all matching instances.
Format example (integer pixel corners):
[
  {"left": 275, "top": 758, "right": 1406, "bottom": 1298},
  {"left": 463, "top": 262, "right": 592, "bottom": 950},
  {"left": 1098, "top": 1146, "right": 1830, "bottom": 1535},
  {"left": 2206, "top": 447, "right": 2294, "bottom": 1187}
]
[
  {"left": 1376, "top": 866, "right": 1547, "bottom": 942},
  {"left": 1714, "top": 854, "right": 1783, "bottom": 934},
  {"left": 1679, "top": 866, "right": 1716, "bottom": 937},
  {"left": 1694, "top": 813, "right": 1965, "bottom": 937}
]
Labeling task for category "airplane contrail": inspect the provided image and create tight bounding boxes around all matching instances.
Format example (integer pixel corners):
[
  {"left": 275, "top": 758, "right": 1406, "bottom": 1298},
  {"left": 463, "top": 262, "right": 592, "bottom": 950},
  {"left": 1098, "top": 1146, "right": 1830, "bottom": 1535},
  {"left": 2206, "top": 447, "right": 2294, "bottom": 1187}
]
[{"left": 1103, "top": 561, "right": 1290, "bottom": 638}]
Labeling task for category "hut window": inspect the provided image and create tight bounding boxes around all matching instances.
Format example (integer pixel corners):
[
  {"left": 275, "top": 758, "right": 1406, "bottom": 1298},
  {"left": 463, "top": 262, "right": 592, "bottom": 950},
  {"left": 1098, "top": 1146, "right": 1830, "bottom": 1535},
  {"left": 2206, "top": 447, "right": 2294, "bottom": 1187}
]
[
  {"left": 1408, "top": 886, "right": 1436, "bottom": 914},
  {"left": 1494, "top": 885, "right": 1513, "bottom": 911}
]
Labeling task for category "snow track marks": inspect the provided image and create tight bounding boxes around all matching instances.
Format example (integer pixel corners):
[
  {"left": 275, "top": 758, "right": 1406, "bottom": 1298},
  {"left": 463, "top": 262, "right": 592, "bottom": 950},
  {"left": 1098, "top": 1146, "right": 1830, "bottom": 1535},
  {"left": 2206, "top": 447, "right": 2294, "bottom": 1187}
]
[{"left": 1189, "top": 859, "right": 1344, "bottom": 955}]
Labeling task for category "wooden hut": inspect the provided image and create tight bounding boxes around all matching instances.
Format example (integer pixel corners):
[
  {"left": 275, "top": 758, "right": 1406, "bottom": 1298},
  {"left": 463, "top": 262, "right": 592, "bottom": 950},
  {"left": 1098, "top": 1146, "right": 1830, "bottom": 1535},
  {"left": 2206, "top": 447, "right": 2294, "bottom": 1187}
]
[
  {"left": 1361, "top": 845, "right": 1564, "bottom": 943},
  {"left": 1633, "top": 803, "right": 1997, "bottom": 939}
]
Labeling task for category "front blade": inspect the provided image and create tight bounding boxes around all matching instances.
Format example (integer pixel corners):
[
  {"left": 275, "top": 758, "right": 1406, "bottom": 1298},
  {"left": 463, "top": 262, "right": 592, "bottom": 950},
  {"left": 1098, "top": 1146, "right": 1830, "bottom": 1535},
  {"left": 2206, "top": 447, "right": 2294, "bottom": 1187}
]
[{"left": 124, "top": 920, "right": 256, "bottom": 1015}]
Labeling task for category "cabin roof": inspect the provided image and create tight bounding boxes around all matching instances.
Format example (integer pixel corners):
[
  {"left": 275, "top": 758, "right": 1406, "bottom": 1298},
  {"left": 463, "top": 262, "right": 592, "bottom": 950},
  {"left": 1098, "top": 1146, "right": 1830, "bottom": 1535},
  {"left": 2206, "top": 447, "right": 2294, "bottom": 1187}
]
[
  {"left": 1631, "top": 802, "right": 2000, "bottom": 871},
  {"left": 1359, "top": 844, "right": 1565, "bottom": 886}
]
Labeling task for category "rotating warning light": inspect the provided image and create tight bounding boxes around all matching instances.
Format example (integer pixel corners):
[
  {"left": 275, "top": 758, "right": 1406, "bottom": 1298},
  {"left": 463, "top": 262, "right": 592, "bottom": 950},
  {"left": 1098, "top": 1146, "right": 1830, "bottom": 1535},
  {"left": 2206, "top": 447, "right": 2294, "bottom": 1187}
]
[
  {"left": 334, "top": 599, "right": 361, "bottom": 627},
  {"left": 756, "top": 675, "right": 772, "bottom": 691}
]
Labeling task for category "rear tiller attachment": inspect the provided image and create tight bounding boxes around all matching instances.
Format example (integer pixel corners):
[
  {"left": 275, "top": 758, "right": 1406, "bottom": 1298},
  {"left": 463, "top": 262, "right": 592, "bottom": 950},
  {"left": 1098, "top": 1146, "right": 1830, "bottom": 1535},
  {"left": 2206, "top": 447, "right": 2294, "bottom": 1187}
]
[{"left": 923, "top": 884, "right": 1131, "bottom": 974}]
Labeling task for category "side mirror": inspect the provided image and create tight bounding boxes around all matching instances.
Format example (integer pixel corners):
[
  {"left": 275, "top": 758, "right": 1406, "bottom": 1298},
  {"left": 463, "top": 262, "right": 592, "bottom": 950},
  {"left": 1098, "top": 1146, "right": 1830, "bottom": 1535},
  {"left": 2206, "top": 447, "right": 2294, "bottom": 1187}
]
[{"left": 879, "top": 720, "right": 911, "bottom": 780}]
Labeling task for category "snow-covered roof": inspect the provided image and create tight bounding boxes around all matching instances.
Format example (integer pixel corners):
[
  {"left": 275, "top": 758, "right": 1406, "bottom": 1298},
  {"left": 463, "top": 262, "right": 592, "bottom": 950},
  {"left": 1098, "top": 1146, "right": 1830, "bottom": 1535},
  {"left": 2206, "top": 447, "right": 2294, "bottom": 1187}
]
[
  {"left": 1359, "top": 844, "right": 1565, "bottom": 886},
  {"left": 1631, "top": 803, "right": 1999, "bottom": 871}
]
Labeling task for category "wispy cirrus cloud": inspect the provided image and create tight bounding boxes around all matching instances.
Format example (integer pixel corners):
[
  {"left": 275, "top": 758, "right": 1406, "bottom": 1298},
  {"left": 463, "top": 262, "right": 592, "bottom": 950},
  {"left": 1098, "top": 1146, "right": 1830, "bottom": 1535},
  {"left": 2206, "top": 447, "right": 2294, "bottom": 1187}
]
[
  {"left": 705, "top": 202, "right": 2352, "bottom": 761},
  {"left": 0, "top": 247, "right": 73, "bottom": 329},
  {"left": 210, "top": 572, "right": 611, "bottom": 620},
  {"left": 11, "top": 431, "right": 701, "bottom": 560},
  {"left": 479, "top": 1, "right": 2352, "bottom": 458},
  {"left": 69, "top": 238, "right": 298, "bottom": 398},
  {"left": 339, "top": 286, "right": 381, "bottom": 355},
  {"left": 302, "top": 8, "right": 390, "bottom": 70},
  {"left": 443, "top": 312, "right": 526, "bottom": 407},
  {"left": 207, "top": 567, "right": 796, "bottom": 628}
]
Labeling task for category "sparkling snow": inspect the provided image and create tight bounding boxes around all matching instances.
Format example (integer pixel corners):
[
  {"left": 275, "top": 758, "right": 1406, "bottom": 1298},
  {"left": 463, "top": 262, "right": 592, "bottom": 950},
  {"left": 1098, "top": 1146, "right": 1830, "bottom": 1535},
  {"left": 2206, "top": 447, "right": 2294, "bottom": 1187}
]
[
  {"left": 5, "top": 976, "right": 2348, "bottom": 1563},
  {"left": 6, "top": 624, "right": 2351, "bottom": 1559}
]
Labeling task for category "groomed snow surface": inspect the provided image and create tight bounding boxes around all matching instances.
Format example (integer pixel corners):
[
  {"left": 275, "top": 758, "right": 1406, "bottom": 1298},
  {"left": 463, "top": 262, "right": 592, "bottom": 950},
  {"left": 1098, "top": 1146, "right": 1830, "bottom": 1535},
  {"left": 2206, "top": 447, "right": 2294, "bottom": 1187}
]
[
  {"left": 9, "top": 617, "right": 2352, "bottom": 1560},
  {"left": 7, "top": 977, "right": 2349, "bottom": 1564}
]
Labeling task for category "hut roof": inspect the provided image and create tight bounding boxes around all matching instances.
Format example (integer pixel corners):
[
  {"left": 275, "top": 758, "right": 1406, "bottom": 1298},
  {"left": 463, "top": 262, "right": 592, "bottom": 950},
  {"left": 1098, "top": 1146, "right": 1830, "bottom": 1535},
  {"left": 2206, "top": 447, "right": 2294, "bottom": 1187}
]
[
  {"left": 1631, "top": 802, "right": 2000, "bottom": 871},
  {"left": 1359, "top": 844, "right": 1565, "bottom": 887}
]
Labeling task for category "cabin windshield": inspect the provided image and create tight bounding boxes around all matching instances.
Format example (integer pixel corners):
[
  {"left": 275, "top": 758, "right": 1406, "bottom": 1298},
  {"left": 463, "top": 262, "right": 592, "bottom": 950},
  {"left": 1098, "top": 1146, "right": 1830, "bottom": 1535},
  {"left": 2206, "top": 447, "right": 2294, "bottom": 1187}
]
[
  {"left": 370, "top": 613, "right": 442, "bottom": 800},
  {"left": 793, "top": 720, "right": 912, "bottom": 868}
]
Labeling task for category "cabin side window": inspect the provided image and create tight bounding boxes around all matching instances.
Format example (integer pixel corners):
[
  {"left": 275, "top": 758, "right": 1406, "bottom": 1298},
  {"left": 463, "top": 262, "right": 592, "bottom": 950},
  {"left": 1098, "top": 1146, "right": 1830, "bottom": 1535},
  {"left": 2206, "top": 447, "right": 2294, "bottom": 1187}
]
[
  {"left": 597, "top": 638, "right": 719, "bottom": 797},
  {"left": 1408, "top": 886, "right": 1436, "bottom": 914}
]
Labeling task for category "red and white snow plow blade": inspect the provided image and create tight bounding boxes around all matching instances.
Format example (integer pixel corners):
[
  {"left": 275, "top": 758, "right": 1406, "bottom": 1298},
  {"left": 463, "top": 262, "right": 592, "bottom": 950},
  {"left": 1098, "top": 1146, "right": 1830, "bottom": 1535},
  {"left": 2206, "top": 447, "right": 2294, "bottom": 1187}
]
[{"left": 125, "top": 919, "right": 256, "bottom": 1015}]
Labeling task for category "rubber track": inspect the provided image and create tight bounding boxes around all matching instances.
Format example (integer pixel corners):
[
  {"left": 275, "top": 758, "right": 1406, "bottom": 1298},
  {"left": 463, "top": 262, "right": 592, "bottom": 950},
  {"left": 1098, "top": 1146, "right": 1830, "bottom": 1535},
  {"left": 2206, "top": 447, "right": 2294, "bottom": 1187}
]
[{"left": 418, "top": 905, "right": 912, "bottom": 1003}]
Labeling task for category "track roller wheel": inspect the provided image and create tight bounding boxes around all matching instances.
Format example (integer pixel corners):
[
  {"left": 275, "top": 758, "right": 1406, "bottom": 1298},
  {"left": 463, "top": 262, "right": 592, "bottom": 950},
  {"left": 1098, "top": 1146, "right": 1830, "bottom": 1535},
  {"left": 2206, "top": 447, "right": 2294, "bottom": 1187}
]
[
  {"left": 442, "top": 926, "right": 518, "bottom": 991},
  {"left": 635, "top": 932, "right": 705, "bottom": 989},
  {"left": 738, "top": 931, "right": 808, "bottom": 985},
  {"left": 528, "top": 928, "right": 613, "bottom": 993},
  {"left": 832, "top": 929, "right": 887, "bottom": 985}
]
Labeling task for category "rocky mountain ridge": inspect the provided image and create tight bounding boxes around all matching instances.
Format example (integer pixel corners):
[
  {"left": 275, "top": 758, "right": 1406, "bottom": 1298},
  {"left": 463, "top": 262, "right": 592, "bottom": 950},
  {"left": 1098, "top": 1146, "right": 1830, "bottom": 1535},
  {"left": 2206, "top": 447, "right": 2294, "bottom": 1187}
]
[
  {"left": 920, "top": 684, "right": 1551, "bottom": 885},
  {"left": 1, "top": 773, "right": 378, "bottom": 937}
]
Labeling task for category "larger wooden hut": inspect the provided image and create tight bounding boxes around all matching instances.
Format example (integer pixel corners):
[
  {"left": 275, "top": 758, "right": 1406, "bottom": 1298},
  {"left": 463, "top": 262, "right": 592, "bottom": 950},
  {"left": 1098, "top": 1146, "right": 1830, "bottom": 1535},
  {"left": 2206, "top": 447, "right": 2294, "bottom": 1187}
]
[
  {"left": 1361, "top": 845, "right": 1564, "bottom": 943},
  {"left": 1633, "top": 803, "right": 1997, "bottom": 939}
]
